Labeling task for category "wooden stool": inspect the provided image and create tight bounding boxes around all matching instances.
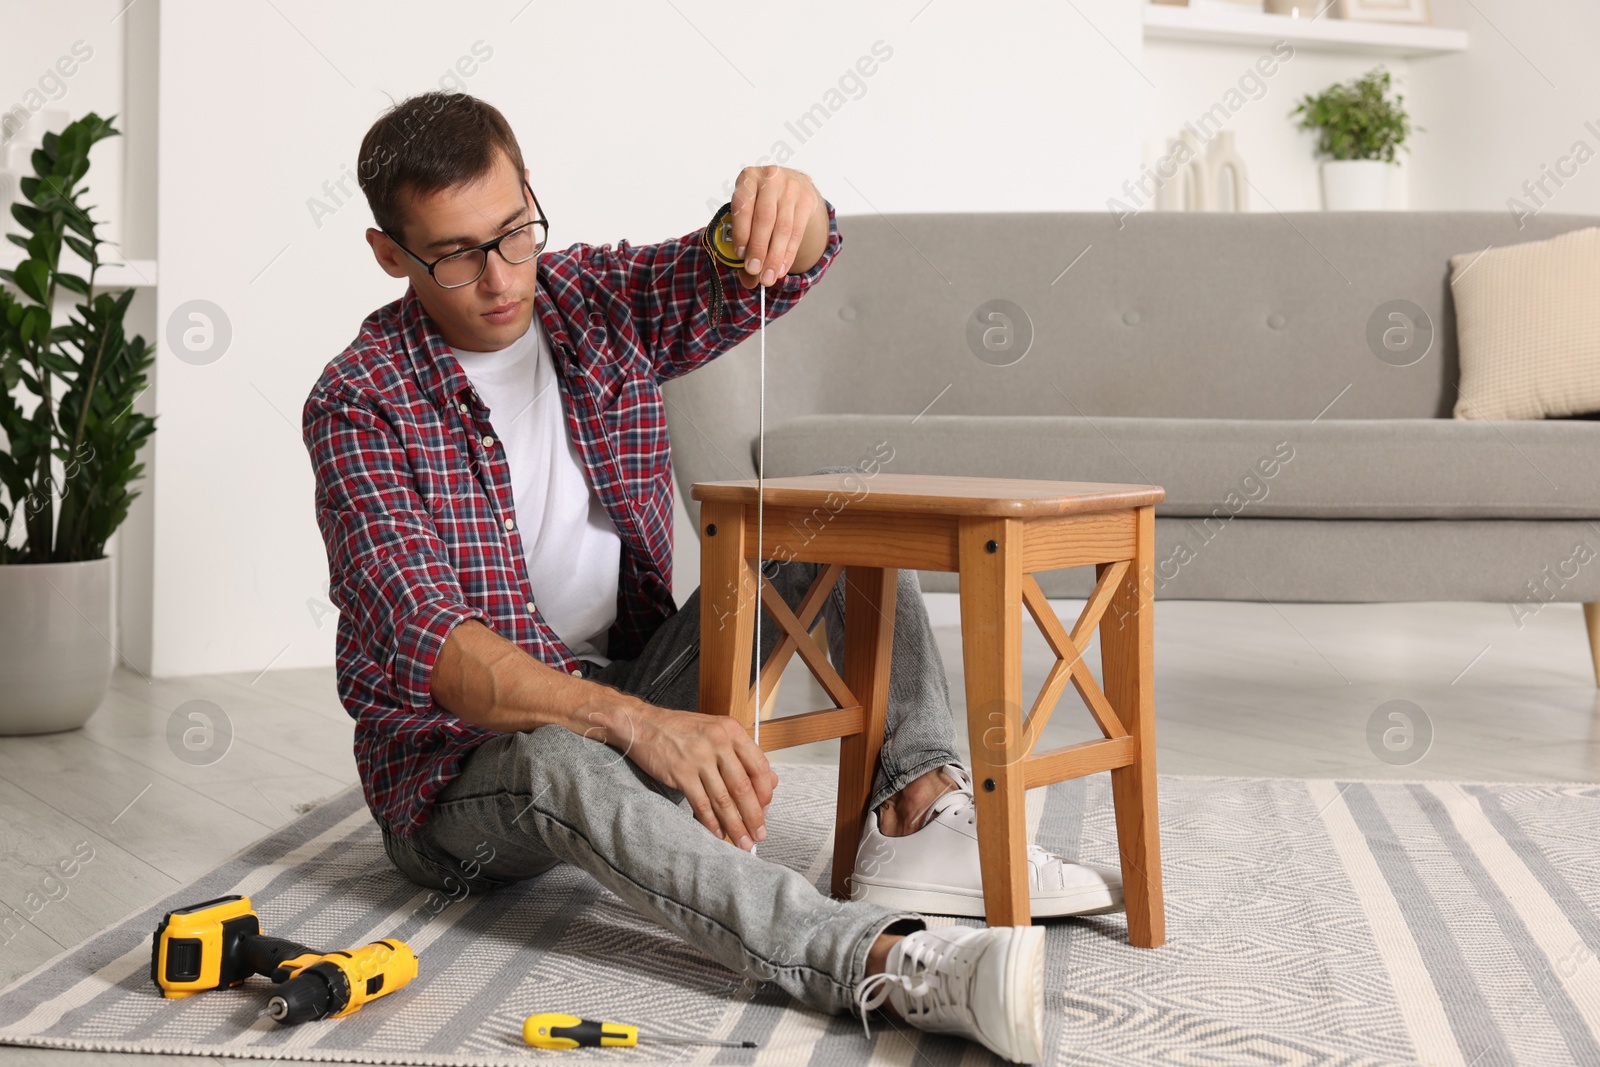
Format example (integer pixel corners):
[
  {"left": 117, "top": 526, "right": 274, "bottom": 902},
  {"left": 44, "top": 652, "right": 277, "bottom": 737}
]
[{"left": 692, "top": 473, "right": 1166, "bottom": 947}]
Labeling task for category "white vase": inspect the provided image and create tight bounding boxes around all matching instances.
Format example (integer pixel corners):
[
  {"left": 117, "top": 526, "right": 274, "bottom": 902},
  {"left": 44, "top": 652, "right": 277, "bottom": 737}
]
[
  {"left": 1321, "top": 160, "right": 1391, "bottom": 211},
  {"left": 0, "top": 557, "right": 115, "bottom": 734},
  {"left": 0, "top": 166, "right": 17, "bottom": 243},
  {"left": 1156, "top": 128, "right": 1210, "bottom": 212},
  {"left": 1205, "top": 130, "right": 1249, "bottom": 212}
]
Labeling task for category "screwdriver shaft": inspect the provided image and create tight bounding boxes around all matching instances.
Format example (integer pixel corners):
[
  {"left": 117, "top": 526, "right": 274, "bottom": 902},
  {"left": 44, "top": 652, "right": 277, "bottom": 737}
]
[{"left": 645, "top": 1034, "right": 757, "bottom": 1048}]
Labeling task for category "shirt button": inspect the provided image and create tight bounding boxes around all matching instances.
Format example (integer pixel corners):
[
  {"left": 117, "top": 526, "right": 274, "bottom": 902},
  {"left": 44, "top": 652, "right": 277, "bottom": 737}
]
[
  {"left": 525, "top": 602, "right": 536, "bottom": 614},
  {"left": 571, "top": 667, "right": 584, "bottom": 678},
  {"left": 458, "top": 402, "right": 468, "bottom": 414},
  {"left": 504, "top": 518, "right": 515, "bottom": 531},
  {"left": 482, "top": 435, "right": 495, "bottom": 448}
]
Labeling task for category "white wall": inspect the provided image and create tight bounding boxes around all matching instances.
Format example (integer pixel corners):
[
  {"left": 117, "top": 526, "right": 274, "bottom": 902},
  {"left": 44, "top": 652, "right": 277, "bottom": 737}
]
[
  {"left": 10, "top": 0, "right": 1589, "bottom": 678},
  {"left": 1408, "top": 0, "right": 1600, "bottom": 220}
]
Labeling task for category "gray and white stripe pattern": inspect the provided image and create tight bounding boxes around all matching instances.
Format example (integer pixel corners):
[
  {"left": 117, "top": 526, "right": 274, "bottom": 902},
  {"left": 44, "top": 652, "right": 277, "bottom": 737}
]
[{"left": 0, "top": 768, "right": 1594, "bottom": 1065}]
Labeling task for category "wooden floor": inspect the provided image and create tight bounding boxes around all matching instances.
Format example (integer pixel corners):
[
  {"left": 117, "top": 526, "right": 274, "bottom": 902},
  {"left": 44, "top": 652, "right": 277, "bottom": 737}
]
[{"left": 1, "top": 597, "right": 1596, "bottom": 1065}]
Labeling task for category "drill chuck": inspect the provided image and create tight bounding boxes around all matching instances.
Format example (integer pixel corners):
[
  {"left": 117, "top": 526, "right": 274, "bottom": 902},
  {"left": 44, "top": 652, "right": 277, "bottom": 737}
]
[{"left": 265, "top": 961, "right": 345, "bottom": 1024}]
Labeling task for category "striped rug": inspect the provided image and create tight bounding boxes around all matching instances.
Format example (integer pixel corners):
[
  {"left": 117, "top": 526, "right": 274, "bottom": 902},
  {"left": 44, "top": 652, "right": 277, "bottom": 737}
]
[{"left": 0, "top": 767, "right": 1595, "bottom": 1065}]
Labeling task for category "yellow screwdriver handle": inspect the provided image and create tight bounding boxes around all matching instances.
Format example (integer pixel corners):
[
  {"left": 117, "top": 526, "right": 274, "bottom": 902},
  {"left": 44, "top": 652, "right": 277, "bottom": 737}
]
[{"left": 523, "top": 1013, "right": 638, "bottom": 1049}]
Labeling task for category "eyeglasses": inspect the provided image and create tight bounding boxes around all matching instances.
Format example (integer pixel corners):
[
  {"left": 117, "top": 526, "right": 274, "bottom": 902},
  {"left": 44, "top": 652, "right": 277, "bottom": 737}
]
[{"left": 384, "top": 181, "right": 549, "bottom": 289}]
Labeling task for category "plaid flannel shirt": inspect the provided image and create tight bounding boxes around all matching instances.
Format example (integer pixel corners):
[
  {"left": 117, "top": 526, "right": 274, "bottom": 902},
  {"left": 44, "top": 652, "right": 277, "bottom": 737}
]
[{"left": 302, "top": 199, "right": 842, "bottom": 837}]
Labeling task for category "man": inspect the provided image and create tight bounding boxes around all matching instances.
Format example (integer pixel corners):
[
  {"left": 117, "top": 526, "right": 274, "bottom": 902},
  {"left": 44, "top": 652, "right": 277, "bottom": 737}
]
[{"left": 302, "top": 91, "right": 1120, "bottom": 1063}]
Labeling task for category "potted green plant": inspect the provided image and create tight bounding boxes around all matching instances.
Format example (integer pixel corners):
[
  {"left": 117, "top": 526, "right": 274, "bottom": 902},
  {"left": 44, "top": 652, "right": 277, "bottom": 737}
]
[
  {"left": 1292, "top": 66, "right": 1417, "bottom": 211},
  {"left": 0, "top": 113, "right": 156, "bottom": 734}
]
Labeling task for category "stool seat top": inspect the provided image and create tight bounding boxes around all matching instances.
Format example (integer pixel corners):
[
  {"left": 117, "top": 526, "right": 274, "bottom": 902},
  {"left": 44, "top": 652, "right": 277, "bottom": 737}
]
[{"left": 691, "top": 472, "right": 1165, "bottom": 518}]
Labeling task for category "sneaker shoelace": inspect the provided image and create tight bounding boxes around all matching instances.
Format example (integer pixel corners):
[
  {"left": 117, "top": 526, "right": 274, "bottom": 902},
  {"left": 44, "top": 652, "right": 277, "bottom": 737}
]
[
  {"left": 926, "top": 783, "right": 1062, "bottom": 889},
  {"left": 853, "top": 934, "right": 968, "bottom": 1041}
]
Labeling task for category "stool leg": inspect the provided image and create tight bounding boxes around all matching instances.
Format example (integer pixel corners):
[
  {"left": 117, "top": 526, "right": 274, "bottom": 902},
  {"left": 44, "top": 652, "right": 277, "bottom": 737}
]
[
  {"left": 958, "top": 517, "right": 1030, "bottom": 927},
  {"left": 1100, "top": 505, "right": 1166, "bottom": 948},
  {"left": 831, "top": 566, "right": 897, "bottom": 899},
  {"left": 698, "top": 500, "right": 757, "bottom": 734}
]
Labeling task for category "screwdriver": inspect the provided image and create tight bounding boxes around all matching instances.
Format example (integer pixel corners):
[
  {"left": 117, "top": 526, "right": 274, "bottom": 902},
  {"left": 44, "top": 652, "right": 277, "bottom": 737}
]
[{"left": 522, "top": 1013, "right": 757, "bottom": 1050}]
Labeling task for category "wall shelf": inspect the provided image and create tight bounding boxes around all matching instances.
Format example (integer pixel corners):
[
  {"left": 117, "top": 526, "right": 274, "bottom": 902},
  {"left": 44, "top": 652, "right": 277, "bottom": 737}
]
[
  {"left": 1143, "top": 5, "right": 1468, "bottom": 58},
  {"left": 0, "top": 252, "right": 158, "bottom": 290}
]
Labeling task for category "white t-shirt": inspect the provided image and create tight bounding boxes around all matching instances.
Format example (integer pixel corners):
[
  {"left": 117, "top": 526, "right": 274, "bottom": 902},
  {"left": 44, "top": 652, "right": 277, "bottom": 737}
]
[{"left": 449, "top": 319, "right": 622, "bottom": 664}]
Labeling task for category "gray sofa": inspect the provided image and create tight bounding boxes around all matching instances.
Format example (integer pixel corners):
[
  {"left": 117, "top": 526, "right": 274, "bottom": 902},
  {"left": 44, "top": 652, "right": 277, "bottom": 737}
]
[{"left": 662, "top": 211, "right": 1600, "bottom": 683}]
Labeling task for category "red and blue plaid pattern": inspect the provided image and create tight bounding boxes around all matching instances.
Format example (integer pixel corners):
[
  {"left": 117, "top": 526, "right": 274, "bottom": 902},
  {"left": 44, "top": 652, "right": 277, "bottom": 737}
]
[{"left": 302, "top": 201, "right": 842, "bottom": 837}]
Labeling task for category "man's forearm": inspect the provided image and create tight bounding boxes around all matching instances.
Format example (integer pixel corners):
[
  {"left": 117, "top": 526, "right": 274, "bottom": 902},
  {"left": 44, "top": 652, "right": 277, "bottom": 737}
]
[{"left": 431, "top": 618, "right": 642, "bottom": 743}]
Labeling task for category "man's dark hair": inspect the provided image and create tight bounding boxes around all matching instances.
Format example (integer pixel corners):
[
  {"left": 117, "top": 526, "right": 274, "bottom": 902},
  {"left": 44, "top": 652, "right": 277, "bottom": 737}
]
[{"left": 356, "top": 91, "right": 526, "bottom": 246}]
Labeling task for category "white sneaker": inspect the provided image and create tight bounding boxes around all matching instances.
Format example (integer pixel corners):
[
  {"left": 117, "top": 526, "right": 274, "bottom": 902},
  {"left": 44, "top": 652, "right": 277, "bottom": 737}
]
[
  {"left": 851, "top": 765, "right": 1124, "bottom": 918},
  {"left": 854, "top": 924, "right": 1046, "bottom": 1064}
]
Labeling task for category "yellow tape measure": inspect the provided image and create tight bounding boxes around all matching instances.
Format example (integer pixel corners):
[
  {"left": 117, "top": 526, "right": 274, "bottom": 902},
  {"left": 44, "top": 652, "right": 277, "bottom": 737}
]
[
  {"left": 704, "top": 200, "right": 746, "bottom": 269},
  {"left": 702, "top": 200, "right": 746, "bottom": 330}
]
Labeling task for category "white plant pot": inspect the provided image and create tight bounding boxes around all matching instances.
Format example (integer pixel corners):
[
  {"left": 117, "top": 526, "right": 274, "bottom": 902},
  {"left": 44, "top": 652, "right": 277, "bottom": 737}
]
[
  {"left": 1321, "top": 160, "right": 1392, "bottom": 211},
  {"left": 0, "top": 557, "right": 115, "bottom": 734}
]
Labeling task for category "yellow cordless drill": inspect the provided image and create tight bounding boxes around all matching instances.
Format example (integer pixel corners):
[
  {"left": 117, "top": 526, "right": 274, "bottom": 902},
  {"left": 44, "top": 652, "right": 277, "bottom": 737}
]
[{"left": 150, "top": 894, "right": 418, "bottom": 1024}]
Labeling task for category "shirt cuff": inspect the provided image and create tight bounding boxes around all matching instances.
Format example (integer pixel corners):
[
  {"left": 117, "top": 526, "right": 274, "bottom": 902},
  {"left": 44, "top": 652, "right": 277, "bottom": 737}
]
[{"left": 391, "top": 599, "right": 492, "bottom": 714}]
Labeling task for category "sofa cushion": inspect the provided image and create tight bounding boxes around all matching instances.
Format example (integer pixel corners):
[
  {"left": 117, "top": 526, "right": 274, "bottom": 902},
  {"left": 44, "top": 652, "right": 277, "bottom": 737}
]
[
  {"left": 1451, "top": 225, "right": 1600, "bottom": 420},
  {"left": 760, "top": 414, "right": 1600, "bottom": 520}
]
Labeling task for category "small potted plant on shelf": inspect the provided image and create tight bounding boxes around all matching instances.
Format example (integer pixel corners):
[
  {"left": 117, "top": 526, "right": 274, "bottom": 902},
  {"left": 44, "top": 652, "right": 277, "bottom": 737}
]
[
  {"left": 0, "top": 112, "right": 157, "bottom": 734},
  {"left": 1293, "top": 66, "right": 1417, "bottom": 210}
]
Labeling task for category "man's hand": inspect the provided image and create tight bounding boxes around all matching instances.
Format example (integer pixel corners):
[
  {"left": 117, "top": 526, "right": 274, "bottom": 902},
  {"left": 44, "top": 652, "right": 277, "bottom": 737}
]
[
  {"left": 599, "top": 702, "right": 779, "bottom": 851},
  {"left": 434, "top": 619, "right": 780, "bottom": 850},
  {"left": 727, "top": 165, "right": 829, "bottom": 290}
]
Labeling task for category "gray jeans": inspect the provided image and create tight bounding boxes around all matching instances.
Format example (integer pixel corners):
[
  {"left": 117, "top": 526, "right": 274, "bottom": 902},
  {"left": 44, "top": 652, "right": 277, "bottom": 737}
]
[{"left": 379, "top": 499, "right": 964, "bottom": 1015}]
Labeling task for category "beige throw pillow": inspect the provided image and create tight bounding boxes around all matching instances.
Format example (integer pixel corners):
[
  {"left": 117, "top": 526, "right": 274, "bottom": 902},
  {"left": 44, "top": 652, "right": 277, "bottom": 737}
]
[{"left": 1450, "top": 225, "right": 1600, "bottom": 420}]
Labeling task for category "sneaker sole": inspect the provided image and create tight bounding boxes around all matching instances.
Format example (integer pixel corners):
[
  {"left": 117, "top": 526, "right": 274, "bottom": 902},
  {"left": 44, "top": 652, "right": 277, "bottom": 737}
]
[
  {"left": 851, "top": 876, "right": 1124, "bottom": 919},
  {"left": 999, "top": 925, "right": 1046, "bottom": 1064}
]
